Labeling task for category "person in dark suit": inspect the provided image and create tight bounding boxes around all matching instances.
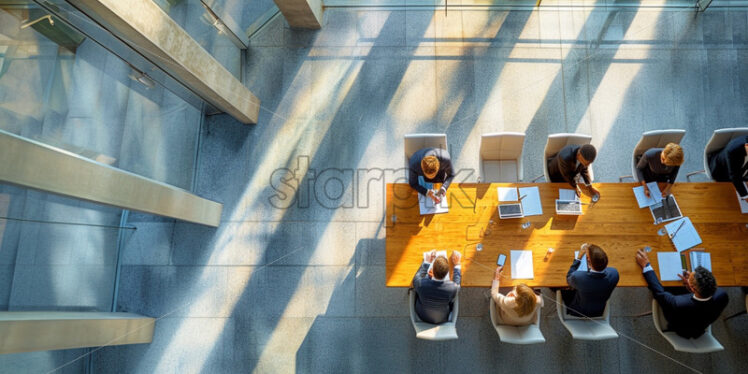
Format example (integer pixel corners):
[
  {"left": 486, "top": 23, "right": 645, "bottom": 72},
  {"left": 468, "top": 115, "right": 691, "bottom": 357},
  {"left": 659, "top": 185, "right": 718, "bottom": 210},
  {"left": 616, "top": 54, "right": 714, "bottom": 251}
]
[
  {"left": 409, "top": 148, "right": 454, "bottom": 204},
  {"left": 708, "top": 135, "right": 748, "bottom": 203},
  {"left": 562, "top": 243, "right": 619, "bottom": 317},
  {"left": 635, "top": 249, "right": 729, "bottom": 338},
  {"left": 636, "top": 143, "right": 684, "bottom": 197},
  {"left": 547, "top": 144, "right": 600, "bottom": 198},
  {"left": 412, "top": 250, "right": 462, "bottom": 324}
]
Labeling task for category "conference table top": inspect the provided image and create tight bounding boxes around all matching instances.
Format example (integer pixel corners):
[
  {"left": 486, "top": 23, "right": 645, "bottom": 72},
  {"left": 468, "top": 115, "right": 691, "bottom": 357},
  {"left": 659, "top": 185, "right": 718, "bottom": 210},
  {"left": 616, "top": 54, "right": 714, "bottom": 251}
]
[{"left": 385, "top": 182, "right": 748, "bottom": 288}]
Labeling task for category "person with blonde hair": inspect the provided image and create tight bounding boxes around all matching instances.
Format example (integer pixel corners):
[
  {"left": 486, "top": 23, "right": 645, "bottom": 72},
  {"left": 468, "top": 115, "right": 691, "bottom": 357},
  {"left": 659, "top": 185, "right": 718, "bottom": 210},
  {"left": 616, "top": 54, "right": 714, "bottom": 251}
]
[
  {"left": 408, "top": 147, "right": 454, "bottom": 204},
  {"left": 636, "top": 142, "right": 684, "bottom": 197},
  {"left": 491, "top": 266, "right": 543, "bottom": 325}
]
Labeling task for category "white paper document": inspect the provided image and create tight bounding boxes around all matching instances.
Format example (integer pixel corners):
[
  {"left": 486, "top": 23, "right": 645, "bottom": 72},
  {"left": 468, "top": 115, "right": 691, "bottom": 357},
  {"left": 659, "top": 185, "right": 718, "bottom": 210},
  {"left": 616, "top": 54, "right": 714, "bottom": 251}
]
[
  {"left": 574, "top": 251, "right": 588, "bottom": 272},
  {"left": 665, "top": 217, "right": 702, "bottom": 252},
  {"left": 497, "top": 187, "right": 519, "bottom": 202},
  {"left": 425, "top": 250, "right": 450, "bottom": 281},
  {"left": 559, "top": 189, "right": 579, "bottom": 201},
  {"left": 518, "top": 186, "right": 543, "bottom": 216},
  {"left": 418, "top": 193, "right": 449, "bottom": 215},
  {"left": 510, "top": 250, "right": 534, "bottom": 279},
  {"left": 657, "top": 252, "right": 685, "bottom": 281},
  {"left": 633, "top": 182, "right": 663, "bottom": 208},
  {"left": 689, "top": 251, "right": 712, "bottom": 272},
  {"left": 737, "top": 191, "right": 748, "bottom": 214}
]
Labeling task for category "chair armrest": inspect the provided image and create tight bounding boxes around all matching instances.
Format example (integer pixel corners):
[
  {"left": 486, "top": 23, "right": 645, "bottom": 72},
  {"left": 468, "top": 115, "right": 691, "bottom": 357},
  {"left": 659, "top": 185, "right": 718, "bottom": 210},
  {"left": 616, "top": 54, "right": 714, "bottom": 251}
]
[
  {"left": 619, "top": 175, "right": 634, "bottom": 182},
  {"left": 686, "top": 170, "right": 705, "bottom": 182},
  {"left": 531, "top": 174, "right": 545, "bottom": 183}
]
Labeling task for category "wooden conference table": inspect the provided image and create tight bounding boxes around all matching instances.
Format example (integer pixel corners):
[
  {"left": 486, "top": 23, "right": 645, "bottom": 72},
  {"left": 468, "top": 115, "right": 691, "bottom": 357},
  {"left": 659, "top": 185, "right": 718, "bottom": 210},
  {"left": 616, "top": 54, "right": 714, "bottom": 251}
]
[{"left": 385, "top": 183, "right": 748, "bottom": 288}]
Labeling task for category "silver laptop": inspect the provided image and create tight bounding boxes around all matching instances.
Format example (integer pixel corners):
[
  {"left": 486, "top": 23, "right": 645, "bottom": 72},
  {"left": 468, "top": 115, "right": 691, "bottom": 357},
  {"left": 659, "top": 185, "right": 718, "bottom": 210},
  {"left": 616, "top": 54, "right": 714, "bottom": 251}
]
[
  {"left": 499, "top": 203, "right": 524, "bottom": 219},
  {"left": 555, "top": 200, "right": 583, "bottom": 215}
]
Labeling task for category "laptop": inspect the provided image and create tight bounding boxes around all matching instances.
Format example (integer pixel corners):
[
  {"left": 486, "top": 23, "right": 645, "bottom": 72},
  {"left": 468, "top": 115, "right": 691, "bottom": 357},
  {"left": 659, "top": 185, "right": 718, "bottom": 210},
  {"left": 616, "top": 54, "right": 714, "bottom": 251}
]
[
  {"left": 650, "top": 194, "right": 682, "bottom": 224},
  {"left": 555, "top": 200, "right": 583, "bottom": 215},
  {"left": 499, "top": 203, "right": 524, "bottom": 219}
]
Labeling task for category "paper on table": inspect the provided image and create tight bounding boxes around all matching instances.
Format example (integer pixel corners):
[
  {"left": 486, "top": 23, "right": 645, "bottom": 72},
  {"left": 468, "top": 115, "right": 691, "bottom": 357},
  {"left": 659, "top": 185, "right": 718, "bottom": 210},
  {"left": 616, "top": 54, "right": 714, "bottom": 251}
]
[
  {"left": 419, "top": 193, "right": 449, "bottom": 215},
  {"left": 425, "top": 250, "right": 450, "bottom": 281},
  {"left": 633, "top": 182, "right": 663, "bottom": 208},
  {"left": 498, "top": 187, "right": 519, "bottom": 202},
  {"left": 510, "top": 250, "right": 534, "bottom": 279},
  {"left": 665, "top": 217, "right": 701, "bottom": 252},
  {"left": 689, "top": 251, "right": 712, "bottom": 272},
  {"left": 559, "top": 189, "right": 579, "bottom": 201},
  {"left": 657, "top": 252, "right": 684, "bottom": 281},
  {"left": 737, "top": 191, "right": 748, "bottom": 214},
  {"left": 518, "top": 186, "right": 543, "bottom": 216},
  {"left": 574, "top": 251, "right": 588, "bottom": 272}
]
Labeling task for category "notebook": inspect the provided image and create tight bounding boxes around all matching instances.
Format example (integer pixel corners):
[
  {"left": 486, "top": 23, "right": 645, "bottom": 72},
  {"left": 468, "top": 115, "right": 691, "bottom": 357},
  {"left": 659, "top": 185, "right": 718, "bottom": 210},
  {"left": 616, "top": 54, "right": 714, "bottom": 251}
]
[
  {"left": 498, "top": 187, "right": 519, "bottom": 202},
  {"left": 665, "top": 217, "right": 702, "bottom": 252},
  {"left": 657, "top": 252, "right": 685, "bottom": 281},
  {"left": 510, "top": 250, "right": 534, "bottom": 279},
  {"left": 518, "top": 186, "right": 543, "bottom": 216},
  {"left": 633, "top": 182, "right": 663, "bottom": 208}
]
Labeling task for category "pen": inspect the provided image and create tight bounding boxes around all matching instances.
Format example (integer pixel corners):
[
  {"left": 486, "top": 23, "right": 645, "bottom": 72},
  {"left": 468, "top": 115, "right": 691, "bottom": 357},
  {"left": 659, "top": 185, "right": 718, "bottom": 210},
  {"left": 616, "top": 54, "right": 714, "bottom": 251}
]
[
  {"left": 519, "top": 194, "right": 527, "bottom": 201},
  {"left": 670, "top": 219, "right": 685, "bottom": 239}
]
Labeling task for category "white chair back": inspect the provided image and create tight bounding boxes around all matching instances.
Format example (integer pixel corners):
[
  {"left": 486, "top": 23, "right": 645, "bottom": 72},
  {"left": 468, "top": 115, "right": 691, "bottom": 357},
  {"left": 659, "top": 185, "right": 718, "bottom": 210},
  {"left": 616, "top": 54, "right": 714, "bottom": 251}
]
[
  {"left": 555, "top": 290, "right": 618, "bottom": 340},
  {"left": 629, "top": 129, "right": 686, "bottom": 182},
  {"left": 543, "top": 133, "right": 593, "bottom": 183},
  {"left": 702, "top": 128, "right": 748, "bottom": 180},
  {"left": 479, "top": 132, "right": 525, "bottom": 182},
  {"left": 651, "top": 299, "right": 724, "bottom": 353},
  {"left": 404, "top": 133, "right": 448, "bottom": 163},
  {"left": 489, "top": 296, "right": 545, "bottom": 344},
  {"left": 408, "top": 289, "right": 459, "bottom": 340}
]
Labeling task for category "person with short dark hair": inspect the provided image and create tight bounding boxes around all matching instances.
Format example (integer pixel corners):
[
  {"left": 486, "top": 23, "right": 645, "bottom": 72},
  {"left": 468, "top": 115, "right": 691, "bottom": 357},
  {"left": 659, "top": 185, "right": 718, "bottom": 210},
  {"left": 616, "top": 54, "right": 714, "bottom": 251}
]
[
  {"left": 708, "top": 135, "right": 748, "bottom": 203},
  {"left": 637, "top": 143, "right": 685, "bottom": 197},
  {"left": 635, "top": 249, "right": 728, "bottom": 338},
  {"left": 408, "top": 148, "right": 454, "bottom": 204},
  {"left": 562, "top": 243, "right": 619, "bottom": 317},
  {"left": 412, "top": 250, "right": 462, "bottom": 324},
  {"left": 547, "top": 144, "right": 600, "bottom": 198}
]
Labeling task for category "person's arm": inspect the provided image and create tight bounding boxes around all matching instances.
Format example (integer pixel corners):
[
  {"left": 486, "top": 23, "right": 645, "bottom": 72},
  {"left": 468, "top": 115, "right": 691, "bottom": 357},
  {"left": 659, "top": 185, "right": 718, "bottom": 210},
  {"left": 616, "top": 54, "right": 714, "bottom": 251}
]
[
  {"left": 580, "top": 165, "right": 592, "bottom": 186},
  {"left": 439, "top": 158, "right": 455, "bottom": 194},
  {"left": 635, "top": 152, "right": 649, "bottom": 183},
  {"left": 451, "top": 251, "right": 462, "bottom": 286},
  {"left": 409, "top": 168, "right": 429, "bottom": 196},
  {"left": 491, "top": 277, "right": 504, "bottom": 306},
  {"left": 635, "top": 249, "right": 679, "bottom": 309},
  {"left": 566, "top": 259, "right": 582, "bottom": 288},
  {"left": 412, "top": 261, "right": 430, "bottom": 289},
  {"left": 666, "top": 166, "right": 680, "bottom": 185},
  {"left": 727, "top": 144, "right": 748, "bottom": 197}
]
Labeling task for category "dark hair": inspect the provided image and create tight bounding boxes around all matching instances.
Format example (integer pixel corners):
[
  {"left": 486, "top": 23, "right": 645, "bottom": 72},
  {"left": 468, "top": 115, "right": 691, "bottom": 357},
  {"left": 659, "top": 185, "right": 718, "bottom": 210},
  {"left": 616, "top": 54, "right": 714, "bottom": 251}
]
[
  {"left": 433, "top": 257, "right": 449, "bottom": 279},
  {"left": 587, "top": 244, "right": 607, "bottom": 271},
  {"left": 692, "top": 266, "right": 717, "bottom": 298},
  {"left": 579, "top": 144, "right": 597, "bottom": 163}
]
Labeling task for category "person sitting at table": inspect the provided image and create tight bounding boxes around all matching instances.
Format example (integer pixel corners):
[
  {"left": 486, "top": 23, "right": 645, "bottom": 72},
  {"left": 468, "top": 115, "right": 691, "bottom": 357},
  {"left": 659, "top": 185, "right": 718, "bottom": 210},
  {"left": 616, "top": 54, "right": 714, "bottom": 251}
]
[
  {"left": 412, "top": 250, "right": 461, "bottom": 324},
  {"left": 637, "top": 143, "right": 684, "bottom": 198},
  {"left": 491, "top": 266, "right": 543, "bottom": 326},
  {"left": 408, "top": 148, "right": 454, "bottom": 204},
  {"left": 562, "top": 243, "right": 619, "bottom": 317},
  {"left": 708, "top": 135, "right": 748, "bottom": 203},
  {"left": 635, "top": 249, "right": 729, "bottom": 338},
  {"left": 547, "top": 144, "right": 600, "bottom": 198}
]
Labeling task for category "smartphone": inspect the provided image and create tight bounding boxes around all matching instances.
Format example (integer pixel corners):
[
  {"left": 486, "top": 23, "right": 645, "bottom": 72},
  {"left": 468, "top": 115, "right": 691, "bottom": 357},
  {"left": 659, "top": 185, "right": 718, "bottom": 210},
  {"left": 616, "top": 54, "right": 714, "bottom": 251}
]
[{"left": 497, "top": 254, "right": 506, "bottom": 266}]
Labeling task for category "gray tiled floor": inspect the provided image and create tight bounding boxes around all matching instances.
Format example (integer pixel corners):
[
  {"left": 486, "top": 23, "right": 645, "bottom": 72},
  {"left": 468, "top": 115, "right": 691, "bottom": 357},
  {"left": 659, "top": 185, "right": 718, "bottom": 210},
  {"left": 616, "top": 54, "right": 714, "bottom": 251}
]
[{"left": 92, "top": 7, "right": 748, "bottom": 374}]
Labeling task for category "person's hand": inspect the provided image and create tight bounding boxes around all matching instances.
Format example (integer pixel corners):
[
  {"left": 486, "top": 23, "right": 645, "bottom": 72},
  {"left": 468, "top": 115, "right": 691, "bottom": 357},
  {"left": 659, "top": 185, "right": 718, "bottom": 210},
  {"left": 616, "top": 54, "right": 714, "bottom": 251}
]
[
  {"left": 451, "top": 250, "right": 462, "bottom": 265},
  {"left": 494, "top": 266, "right": 503, "bottom": 280},
  {"left": 642, "top": 183, "right": 650, "bottom": 198},
  {"left": 575, "top": 185, "right": 582, "bottom": 197},
  {"left": 741, "top": 195, "right": 748, "bottom": 203},
  {"left": 635, "top": 249, "right": 650, "bottom": 268},
  {"left": 677, "top": 271, "right": 692, "bottom": 289},
  {"left": 589, "top": 186, "right": 600, "bottom": 198},
  {"left": 578, "top": 243, "right": 588, "bottom": 260},
  {"left": 427, "top": 190, "right": 440, "bottom": 204},
  {"left": 425, "top": 250, "right": 436, "bottom": 263}
]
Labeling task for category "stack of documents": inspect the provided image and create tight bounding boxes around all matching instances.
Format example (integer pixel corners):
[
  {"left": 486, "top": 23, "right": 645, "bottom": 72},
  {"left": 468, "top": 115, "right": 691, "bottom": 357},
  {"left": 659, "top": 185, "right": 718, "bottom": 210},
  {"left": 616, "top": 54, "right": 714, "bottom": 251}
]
[
  {"left": 518, "top": 186, "right": 543, "bottom": 216},
  {"left": 738, "top": 192, "right": 748, "bottom": 214},
  {"left": 689, "top": 251, "right": 712, "bottom": 271},
  {"left": 633, "top": 182, "right": 663, "bottom": 208},
  {"left": 510, "top": 250, "right": 534, "bottom": 279},
  {"left": 666, "top": 217, "right": 701, "bottom": 252},
  {"left": 419, "top": 194, "right": 448, "bottom": 215},
  {"left": 574, "top": 251, "right": 588, "bottom": 272},
  {"left": 657, "top": 252, "right": 685, "bottom": 281}
]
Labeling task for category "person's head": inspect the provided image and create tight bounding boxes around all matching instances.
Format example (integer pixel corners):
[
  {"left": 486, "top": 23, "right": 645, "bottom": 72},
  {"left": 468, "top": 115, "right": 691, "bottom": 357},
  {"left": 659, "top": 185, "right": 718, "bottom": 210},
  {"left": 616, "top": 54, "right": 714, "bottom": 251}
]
[
  {"left": 421, "top": 155, "right": 440, "bottom": 179},
  {"left": 689, "top": 266, "right": 717, "bottom": 298},
  {"left": 660, "top": 143, "right": 684, "bottom": 166},
  {"left": 432, "top": 257, "right": 449, "bottom": 280},
  {"left": 513, "top": 283, "right": 538, "bottom": 317},
  {"left": 576, "top": 144, "right": 597, "bottom": 167},
  {"left": 587, "top": 244, "right": 608, "bottom": 271}
]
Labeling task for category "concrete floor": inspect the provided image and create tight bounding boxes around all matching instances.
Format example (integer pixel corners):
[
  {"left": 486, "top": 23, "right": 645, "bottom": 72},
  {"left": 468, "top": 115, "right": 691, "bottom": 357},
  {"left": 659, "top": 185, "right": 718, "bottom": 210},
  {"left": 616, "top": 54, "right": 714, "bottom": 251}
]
[{"left": 84, "top": 6, "right": 748, "bottom": 373}]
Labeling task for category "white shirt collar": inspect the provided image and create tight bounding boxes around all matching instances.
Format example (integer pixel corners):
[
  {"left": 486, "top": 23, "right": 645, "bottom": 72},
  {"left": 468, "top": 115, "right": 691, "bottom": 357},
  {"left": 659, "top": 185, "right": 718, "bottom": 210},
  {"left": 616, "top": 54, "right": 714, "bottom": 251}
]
[{"left": 693, "top": 294, "right": 712, "bottom": 302}]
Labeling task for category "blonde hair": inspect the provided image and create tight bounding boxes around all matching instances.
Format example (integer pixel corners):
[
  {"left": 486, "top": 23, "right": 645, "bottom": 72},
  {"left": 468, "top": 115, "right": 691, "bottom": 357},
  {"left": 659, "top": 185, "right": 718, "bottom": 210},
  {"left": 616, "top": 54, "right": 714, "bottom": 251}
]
[
  {"left": 513, "top": 283, "right": 538, "bottom": 317},
  {"left": 421, "top": 156, "right": 440, "bottom": 178},
  {"left": 662, "top": 143, "right": 684, "bottom": 166}
]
